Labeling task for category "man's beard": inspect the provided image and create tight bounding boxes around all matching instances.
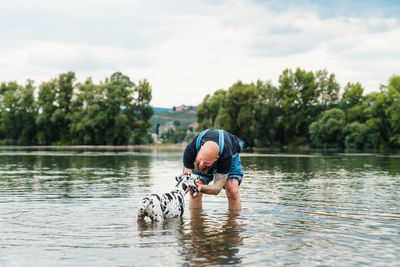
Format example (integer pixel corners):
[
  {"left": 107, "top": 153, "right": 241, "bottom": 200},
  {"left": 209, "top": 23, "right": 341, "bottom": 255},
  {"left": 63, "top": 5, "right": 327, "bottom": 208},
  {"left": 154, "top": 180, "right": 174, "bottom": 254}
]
[{"left": 194, "top": 157, "right": 213, "bottom": 174}]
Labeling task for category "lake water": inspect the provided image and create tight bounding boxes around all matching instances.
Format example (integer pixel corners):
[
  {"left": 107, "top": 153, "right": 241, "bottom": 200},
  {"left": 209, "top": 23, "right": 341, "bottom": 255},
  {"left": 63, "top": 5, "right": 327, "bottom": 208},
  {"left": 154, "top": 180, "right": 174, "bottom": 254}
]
[{"left": 0, "top": 148, "right": 399, "bottom": 266}]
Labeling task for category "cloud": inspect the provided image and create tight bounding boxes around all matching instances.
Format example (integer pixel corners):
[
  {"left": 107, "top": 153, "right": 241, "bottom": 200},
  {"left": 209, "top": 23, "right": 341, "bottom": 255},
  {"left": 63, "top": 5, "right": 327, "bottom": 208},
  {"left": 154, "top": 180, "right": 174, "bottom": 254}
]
[{"left": 0, "top": 0, "right": 399, "bottom": 106}]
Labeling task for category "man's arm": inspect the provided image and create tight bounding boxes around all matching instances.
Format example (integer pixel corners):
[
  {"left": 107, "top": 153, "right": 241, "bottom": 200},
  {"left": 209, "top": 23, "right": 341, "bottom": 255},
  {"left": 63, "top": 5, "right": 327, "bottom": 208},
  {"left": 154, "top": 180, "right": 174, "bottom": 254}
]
[{"left": 198, "top": 173, "right": 228, "bottom": 195}]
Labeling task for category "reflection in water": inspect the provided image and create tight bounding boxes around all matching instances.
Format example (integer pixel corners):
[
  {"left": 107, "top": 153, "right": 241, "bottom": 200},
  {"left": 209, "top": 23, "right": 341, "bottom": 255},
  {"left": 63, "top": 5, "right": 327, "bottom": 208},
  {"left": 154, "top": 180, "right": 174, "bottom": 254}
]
[
  {"left": 0, "top": 153, "right": 153, "bottom": 199},
  {"left": 178, "top": 209, "right": 243, "bottom": 266},
  {"left": 242, "top": 153, "right": 400, "bottom": 176},
  {"left": 136, "top": 209, "right": 244, "bottom": 266},
  {"left": 136, "top": 216, "right": 185, "bottom": 244}
]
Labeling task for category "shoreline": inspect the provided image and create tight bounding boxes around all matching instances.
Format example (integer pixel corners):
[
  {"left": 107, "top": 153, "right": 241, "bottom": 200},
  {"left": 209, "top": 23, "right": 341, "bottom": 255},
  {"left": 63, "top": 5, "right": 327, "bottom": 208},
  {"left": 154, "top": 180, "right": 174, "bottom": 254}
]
[{"left": 0, "top": 144, "right": 188, "bottom": 150}]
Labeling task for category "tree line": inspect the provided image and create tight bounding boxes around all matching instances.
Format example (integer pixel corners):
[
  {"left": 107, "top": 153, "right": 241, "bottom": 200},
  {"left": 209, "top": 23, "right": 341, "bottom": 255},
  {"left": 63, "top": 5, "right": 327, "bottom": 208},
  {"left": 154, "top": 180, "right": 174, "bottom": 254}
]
[
  {"left": 2, "top": 68, "right": 399, "bottom": 149},
  {"left": 0, "top": 72, "right": 153, "bottom": 145},
  {"left": 196, "top": 68, "right": 400, "bottom": 149}
]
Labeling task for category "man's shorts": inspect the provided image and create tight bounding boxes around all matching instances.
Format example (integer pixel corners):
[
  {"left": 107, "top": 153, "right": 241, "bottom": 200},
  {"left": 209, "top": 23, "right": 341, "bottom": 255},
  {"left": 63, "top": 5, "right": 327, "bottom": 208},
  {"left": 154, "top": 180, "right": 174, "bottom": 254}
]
[{"left": 194, "top": 152, "right": 244, "bottom": 186}]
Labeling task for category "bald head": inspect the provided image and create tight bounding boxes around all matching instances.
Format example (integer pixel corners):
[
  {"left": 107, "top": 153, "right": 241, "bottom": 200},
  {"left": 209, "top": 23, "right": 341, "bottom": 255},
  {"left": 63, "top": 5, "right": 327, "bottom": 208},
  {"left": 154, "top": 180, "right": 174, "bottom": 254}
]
[
  {"left": 194, "top": 141, "right": 219, "bottom": 174},
  {"left": 200, "top": 141, "right": 219, "bottom": 159}
]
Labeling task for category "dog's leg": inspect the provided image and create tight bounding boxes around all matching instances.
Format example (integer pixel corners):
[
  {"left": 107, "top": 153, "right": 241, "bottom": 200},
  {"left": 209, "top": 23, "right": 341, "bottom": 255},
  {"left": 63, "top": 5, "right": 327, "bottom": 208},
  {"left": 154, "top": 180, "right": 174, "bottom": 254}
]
[
  {"left": 154, "top": 214, "right": 163, "bottom": 222},
  {"left": 152, "top": 201, "right": 164, "bottom": 222},
  {"left": 137, "top": 197, "right": 151, "bottom": 220}
]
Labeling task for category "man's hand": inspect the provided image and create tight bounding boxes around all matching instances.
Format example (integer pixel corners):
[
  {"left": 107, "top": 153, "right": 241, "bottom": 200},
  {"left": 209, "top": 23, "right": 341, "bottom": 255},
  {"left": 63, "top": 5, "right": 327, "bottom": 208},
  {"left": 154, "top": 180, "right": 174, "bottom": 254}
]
[
  {"left": 197, "top": 173, "right": 228, "bottom": 195},
  {"left": 190, "top": 182, "right": 202, "bottom": 197},
  {"left": 183, "top": 168, "right": 194, "bottom": 174}
]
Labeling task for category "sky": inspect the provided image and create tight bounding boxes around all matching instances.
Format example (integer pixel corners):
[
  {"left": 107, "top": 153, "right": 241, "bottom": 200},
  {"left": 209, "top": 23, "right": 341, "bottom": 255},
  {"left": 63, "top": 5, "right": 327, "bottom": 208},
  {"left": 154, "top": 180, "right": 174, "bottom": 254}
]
[{"left": 1, "top": 0, "right": 399, "bottom": 107}]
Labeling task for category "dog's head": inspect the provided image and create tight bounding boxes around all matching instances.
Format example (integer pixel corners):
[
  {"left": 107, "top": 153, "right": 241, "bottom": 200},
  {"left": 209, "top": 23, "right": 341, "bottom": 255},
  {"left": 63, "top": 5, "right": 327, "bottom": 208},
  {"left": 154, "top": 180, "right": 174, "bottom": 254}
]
[{"left": 175, "top": 173, "right": 199, "bottom": 196}]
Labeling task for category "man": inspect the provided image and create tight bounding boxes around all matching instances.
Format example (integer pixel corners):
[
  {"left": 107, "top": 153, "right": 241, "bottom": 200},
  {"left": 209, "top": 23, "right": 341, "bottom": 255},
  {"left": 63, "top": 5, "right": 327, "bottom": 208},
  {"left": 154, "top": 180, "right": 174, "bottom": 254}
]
[{"left": 183, "top": 129, "right": 244, "bottom": 210}]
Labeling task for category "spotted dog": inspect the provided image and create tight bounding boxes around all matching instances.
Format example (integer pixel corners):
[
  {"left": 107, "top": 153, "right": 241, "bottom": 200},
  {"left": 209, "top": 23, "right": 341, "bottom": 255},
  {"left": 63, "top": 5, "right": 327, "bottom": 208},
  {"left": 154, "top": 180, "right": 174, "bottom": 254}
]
[{"left": 137, "top": 173, "right": 199, "bottom": 222}]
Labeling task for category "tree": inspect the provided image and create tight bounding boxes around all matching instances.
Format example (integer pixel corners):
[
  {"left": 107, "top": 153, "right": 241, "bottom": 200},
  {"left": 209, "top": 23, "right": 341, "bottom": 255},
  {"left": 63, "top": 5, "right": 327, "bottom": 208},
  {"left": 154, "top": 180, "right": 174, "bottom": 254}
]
[
  {"left": 0, "top": 81, "right": 20, "bottom": 144},
  {"left": 342, "top": 121, "right": 379, "bottom": 149},
  {"left": 17, "top": 80, "right": 37, "bottom": 145},
  {"left": 196, "top": 89, "right": 226, "bottom": 130},
  {"left": 340, "top": 82, "right": 364, "bottom": 123},
  {"left": 252, "top": 80, "right": 280, "bottom": 147},
  {"left": 36, "top": 80, "right": 58, "bottom": 144},
  {"left": 53, "top": 72, "right": 76, "bottom": 144},
  {"left": 359, "top": 92, "right": 384, "bottom": 148},
  {"left": 0, "top": 81, "right": 37, "bottom": 145},
  {"left": 278, "top": 69, "right": 298, "bottom": 145},
  {"left": 277, "top": 68, "right": 319, "bottom": 145},
  {"left": 309, "top": 108, "right": 346, "bottom": 148},
  {"left": 386, "top": 75, "right": 400, "bottom": 146},
  {"left": 315, "top": 69, "right": 340, "bottom": 110},
  {"left": 0, "top": 71, "right": 154, "bottom": 146},
  {"left": 102, "top": 72, "right": 136, "bottom": 145},
  {"left": 294, "top": 68, "right": 318, "bottom": 142},
  {"left": 36, "top": 72, "right": 76, "bottom": 145},
  {"left": 342, "top": 122, "right": 367, "bottom": 149},
  {"left": 196, "top": 94, "right": 212, "bottom": 129},
  {"left": 131, "top": 79, "right": 154, "bottom": 144},
  {"left": 207, "top": 89, "right": 226, "bottom": 128},
  {"left": 69, "top": 78, "right": 104, "bottom": 144},
  {"left": 216, "top": 81, "right": 258, "bottom": 146},
  {"left": 368, "top": 90, "right": 392, "bottom": 147}
]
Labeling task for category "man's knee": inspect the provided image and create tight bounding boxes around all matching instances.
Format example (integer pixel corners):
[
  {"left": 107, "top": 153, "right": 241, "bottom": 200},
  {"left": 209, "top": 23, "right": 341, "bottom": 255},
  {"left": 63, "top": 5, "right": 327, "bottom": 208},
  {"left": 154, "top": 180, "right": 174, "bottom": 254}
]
[{"left": 225, "top": 178, "right": 240, "bottom": 200}]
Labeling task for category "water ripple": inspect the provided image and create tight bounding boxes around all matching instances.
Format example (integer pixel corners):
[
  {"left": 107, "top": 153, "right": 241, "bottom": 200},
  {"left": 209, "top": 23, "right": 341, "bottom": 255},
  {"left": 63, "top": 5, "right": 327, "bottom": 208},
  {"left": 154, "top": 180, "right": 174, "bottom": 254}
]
[{"left": 1, "top": 151, "right": 400, "bottom": 266}]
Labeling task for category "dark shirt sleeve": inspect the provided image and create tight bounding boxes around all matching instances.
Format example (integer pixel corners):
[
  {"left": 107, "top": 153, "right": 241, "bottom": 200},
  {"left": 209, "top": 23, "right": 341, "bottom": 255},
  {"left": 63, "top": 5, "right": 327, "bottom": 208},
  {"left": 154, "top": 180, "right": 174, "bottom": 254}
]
[{"left": 183, "top": 143, "right": 196, "bottom": 170}]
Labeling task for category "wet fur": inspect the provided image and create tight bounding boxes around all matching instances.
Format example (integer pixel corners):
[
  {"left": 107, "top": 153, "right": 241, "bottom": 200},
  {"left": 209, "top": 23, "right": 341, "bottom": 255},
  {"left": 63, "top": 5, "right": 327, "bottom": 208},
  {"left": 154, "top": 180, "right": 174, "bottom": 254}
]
[{"left": 137, "top": 173, "right": 199, "bottom": 222}]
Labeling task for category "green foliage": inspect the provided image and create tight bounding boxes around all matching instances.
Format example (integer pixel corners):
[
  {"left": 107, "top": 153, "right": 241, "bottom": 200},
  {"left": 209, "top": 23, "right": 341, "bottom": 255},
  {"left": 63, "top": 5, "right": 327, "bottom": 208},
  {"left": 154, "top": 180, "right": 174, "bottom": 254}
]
[
  {"left": 1, "top": 69, "right": 399, "bottom": 150},
  {"left": 55, "top": 72, "right": 75, "bottom": 144},
  {"left": 36, "top": 72, "right": 76, "bottom": 145},
  {"left": 216, "top": 81, "right": 259, "bottom": 146},
  {"left": 0, "top": 80, "right": 37, "bottom": 145},
  {"left": 276, "top": 68, "right": 339, "bottom": 146},
  {"left": 195, "top": 70, "right": 400, "bottom": 150},
  {"left": 309, "top": 108, "right": 345, "bottom": 148},
  {"left": 0, "top": 72, "right": 154, "bottom": 146},
  {"left": 131, "top": 79, "right": 154, "bottom": 144},
  {"left": 340, "top": 82, "right": 364, "bottom": 110},
  {"left": 196, "top": 68, "right": 341, "bottom": 147},
  {"left": 342, "top": 122, "right": 367, "bottom": 149},
  {"left": 340, "top": 82, "right": 366, "bottom": 124},
  {"left": 342, "top": 122, "right": 379, "bottom": 149},
  {"left": 367, "top": 90, "right": 392, "bottom": 146},
  {"left": 69, "top": 78, "right": 104, "bottom": 144},
  {"left": 252, "top": 80, "right": 280, "bottom": 147},
  {"left": 277, "top": 69, "right": 299, "bottom": 144},
  {"left": 315, "top": 69, "right": 340, "bottom": 108},
  {"left": 36, "top": 80, "right": 57, "bottom": 144},
  {"left": 160, "top": 126, "right": 193, "bottom": 144},
  {"left": 386, "top": 75, "right": 400, "bottom": 146},
  {"left": 196, "top": 89, "right": 226, "bottom": 129}
]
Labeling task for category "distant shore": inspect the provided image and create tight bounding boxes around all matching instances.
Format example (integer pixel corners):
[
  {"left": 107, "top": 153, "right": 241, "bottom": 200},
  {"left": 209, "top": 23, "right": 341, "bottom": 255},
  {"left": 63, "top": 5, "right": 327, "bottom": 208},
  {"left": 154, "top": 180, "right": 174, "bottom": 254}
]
[{"left": 0, "top": 144, "right": 188, "bottom": 150}]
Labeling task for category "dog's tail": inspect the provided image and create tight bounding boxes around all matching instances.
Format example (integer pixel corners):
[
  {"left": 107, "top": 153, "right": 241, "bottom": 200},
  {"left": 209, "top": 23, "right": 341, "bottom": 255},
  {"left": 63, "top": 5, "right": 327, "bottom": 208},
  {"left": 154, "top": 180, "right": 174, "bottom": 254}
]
[{"left": 137, "top": 197, "right": 152, "bottom": 220}]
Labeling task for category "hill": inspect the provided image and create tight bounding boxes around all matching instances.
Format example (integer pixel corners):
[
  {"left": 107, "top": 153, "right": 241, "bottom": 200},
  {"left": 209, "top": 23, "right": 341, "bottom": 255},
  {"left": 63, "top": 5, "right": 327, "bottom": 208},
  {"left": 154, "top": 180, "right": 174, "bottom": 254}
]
[{"left": 150, "top": 105, "right": 197, "bottom": 133}]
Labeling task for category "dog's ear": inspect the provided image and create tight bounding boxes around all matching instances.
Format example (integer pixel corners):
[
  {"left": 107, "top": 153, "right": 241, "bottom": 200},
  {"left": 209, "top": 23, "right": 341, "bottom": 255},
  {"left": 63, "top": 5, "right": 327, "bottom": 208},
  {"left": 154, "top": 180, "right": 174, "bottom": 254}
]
[{"left": 175, "top": 175, "right": 181, "bottom": 182}]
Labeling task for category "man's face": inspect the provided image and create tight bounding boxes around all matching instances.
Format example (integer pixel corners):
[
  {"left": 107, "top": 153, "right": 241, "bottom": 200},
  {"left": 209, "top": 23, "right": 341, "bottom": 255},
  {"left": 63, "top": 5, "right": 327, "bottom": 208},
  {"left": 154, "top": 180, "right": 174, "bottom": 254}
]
[{"left": 194, "top": 152, "right": 216, "bottom": 174}]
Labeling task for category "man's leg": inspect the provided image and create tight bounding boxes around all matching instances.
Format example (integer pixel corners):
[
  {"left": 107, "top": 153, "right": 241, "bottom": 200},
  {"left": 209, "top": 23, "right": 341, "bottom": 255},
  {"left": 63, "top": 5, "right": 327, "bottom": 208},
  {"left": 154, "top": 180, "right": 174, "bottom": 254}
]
[
  {"left": 189, "top": 180, "right": 204, "bottom": 209},
  {"left": 225, "top": 178, "right": 241, "bottom": 210}
]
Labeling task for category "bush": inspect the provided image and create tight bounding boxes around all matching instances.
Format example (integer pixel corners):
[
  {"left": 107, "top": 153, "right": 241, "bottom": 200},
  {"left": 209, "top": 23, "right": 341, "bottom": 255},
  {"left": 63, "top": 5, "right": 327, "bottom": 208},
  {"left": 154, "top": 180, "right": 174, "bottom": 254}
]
[
  {"left": 342, "top": 122, "right": 379, "bottom": 149},
  {"left": 309, "top": 108, "right": 345, "bottom": 148}
]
